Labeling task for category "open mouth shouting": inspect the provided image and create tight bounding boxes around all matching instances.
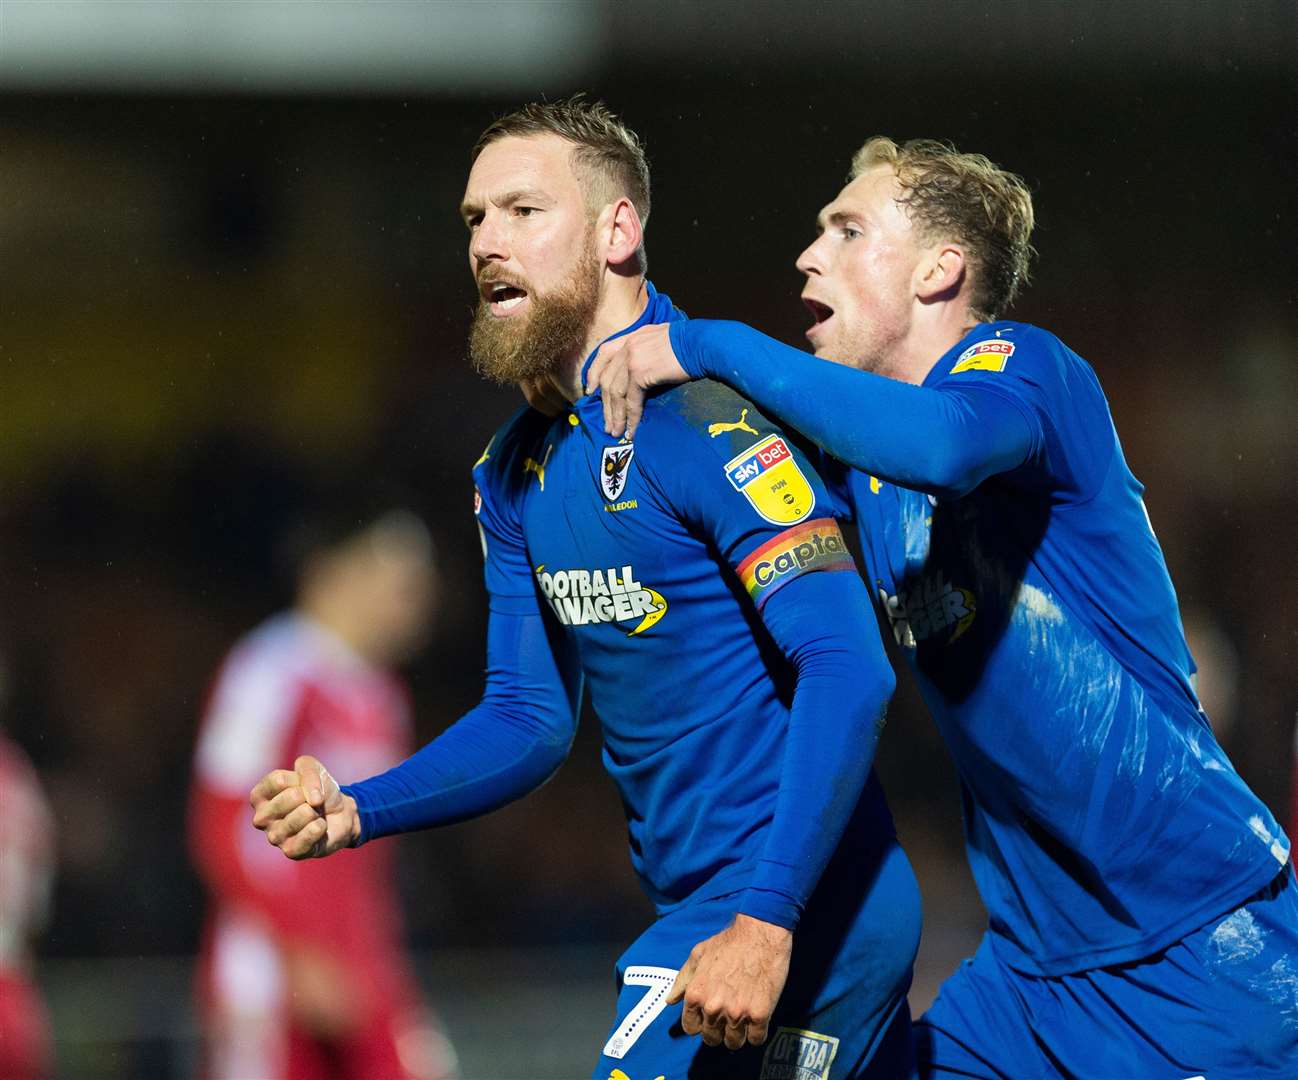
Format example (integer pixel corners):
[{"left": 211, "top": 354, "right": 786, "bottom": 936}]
[
  {"left": 482, "top": 278, "right": 530, "bottom": 317},
  {"left": 802, "top": 295, "right": 835, "bottom": 342}
]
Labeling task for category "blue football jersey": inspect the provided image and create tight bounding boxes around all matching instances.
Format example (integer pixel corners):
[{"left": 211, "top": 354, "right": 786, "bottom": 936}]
[
  {"left": 830, "top": 321, "right": 1290, "bottom": 975},
  {"left": 473, "top": 284, "right": 896, "bottom": 917}
]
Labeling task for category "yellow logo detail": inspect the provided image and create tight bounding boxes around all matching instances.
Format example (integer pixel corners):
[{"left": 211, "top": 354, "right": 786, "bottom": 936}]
[
  {"left": 949, "top": 588, "right": 978, "bottom": 643},
  {"left": 607, "top": 1072, "right": 664, "bottom": 1080},
  {"left": 869, "top": 475, "right": 882, "bottom": 494},
  {"left": 474, "top": 435, "right": 495, "bottom": 468},
  {"left": 627, "top": 589, "right": 668, "bottom": 636},
  {"left": 523, "top": 444, "right": 553, "bottom": 491},
  {"left": 708, "top": 407, "right": 759, "bottom": 438}
]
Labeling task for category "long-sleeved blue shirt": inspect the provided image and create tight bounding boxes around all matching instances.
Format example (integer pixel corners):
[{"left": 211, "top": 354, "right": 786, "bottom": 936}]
[
  {"left": 343, "top": 285, "right": 907, "bottom": 932},
  {"left": 669, "top": 317, "right": 1290, "bottom": 974}
]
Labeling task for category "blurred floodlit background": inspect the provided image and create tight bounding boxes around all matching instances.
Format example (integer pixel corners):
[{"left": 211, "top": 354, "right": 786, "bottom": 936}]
[{"left": 1, "top": 1, "right": 1296, "bottom": 1076}]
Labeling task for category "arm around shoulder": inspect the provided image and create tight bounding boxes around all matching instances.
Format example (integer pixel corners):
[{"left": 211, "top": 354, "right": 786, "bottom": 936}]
[{"left": 669, "top": 319, "right": 1039, "bottom": 497}]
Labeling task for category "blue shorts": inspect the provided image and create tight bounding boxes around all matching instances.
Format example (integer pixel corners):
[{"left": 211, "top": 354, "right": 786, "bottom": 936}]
[
  {"left": 594, "top": 840, "right": 921, "bottom": 1080},
  {"left": 916, "top": 865, "right": 1298, "bottom": 1079}
]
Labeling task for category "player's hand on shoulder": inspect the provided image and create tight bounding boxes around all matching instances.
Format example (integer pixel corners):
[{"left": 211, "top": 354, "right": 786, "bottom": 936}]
[
  {"left": 249, "top": 754, "right": 360, "bottom": 860},
  {"left": 667, "top": 913, "right": 793, "bottom": 1051},
  {"left": 585, "top": 322, "right": 690, "bottom": 441}
]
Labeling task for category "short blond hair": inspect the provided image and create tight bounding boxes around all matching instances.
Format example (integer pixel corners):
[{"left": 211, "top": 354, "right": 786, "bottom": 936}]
[
  {"left": 853, "top": 137, "right": 1035, "bottom": 321},
  {"left": 473, "top": 96, "right": 650, "bottom": 220}
]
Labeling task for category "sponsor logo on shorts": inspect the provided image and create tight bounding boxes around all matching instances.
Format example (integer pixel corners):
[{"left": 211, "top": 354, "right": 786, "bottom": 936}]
[
  {"left": 736, "top": 519, "right": 855, "bottom": 608},
  {"left": 879, "top": 575, "right": 977, "bottom": 648},
  {"left": 601, "top": 443, "right": 635, "bottom": 500},
  {"left": 725, "top": 434, "right": 815, "bottom": 525},
  {"left": 536, "top": 565, "right": 667, "bottom": 636},
  {"left": 760, "top": 1027, "right": 840, "bottom": 1080},
  {"left": 951, "top": 339, "right": 1014, "bottom": 374}
]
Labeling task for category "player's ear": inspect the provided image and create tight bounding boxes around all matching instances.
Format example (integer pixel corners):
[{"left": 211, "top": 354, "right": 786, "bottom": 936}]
[
  {"left": 600, "top": 197, "right": 644, "bottom": 270},
  {"left": 916, "top": 243, "right": 966, "bottom": 303}
]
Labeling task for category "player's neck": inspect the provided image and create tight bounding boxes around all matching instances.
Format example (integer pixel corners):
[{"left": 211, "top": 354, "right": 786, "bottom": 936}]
[
  {"left": 552, "top": 276, "right": 648, "bottom": 402},
  {"left": 892, "top": 306, "right": 983, "bottom": 385}
]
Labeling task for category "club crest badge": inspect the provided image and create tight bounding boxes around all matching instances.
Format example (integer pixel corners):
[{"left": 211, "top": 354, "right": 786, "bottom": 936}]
[{"left": 601, "top": 443, "right": 635, "bottom": 501}]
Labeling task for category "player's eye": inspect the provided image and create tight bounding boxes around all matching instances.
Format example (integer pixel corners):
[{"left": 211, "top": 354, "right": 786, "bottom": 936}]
[{"left": 842, "top": 225, "right": 862, "bottom": 240}]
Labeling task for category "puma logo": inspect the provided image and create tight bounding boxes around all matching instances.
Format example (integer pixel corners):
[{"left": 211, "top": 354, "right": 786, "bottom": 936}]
[
  {"left": 523, "top": 444, "right": 553, "bottom": 491},
  {"left": 707, "top": 408, "right": 759, "bottom": 438}
]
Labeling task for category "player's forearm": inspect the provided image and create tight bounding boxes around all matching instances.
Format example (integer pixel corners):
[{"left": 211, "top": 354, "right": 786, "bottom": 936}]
[
  {"left": 342, "top": 703, "right": 572, "bottom": 841},
  {"left": 739, "top": 572, "right": 895, "bottom": 930},
  {"left": 342, "top": 609, "right": 580, "bottom": 842},
  {"left": 670, "top": 320, "right": 1033, "bottom": 497}
]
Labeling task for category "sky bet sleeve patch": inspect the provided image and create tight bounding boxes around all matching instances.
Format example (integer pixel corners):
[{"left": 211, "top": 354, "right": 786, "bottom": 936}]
[
  {"left": 950, "top": 338, "right": 1015, "bottom": 374},
  {"left": 724, "top": 434, "right": 816, "bottom": 524},
  {"left": 736, "top": 518, "right": 856, "bottom": 609}
]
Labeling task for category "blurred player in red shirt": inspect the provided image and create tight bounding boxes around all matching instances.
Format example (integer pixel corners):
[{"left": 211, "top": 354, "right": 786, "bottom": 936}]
[
  {"left": 189, "top": 501, "right": 456, "bottom": 1080},
  {"left": 0, "top": 720, "right": 56, "bottom": 1080}
]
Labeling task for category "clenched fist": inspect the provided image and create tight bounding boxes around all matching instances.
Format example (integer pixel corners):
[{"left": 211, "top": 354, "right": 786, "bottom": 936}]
[{"left": 249, "top": 755, "right": 360, "bottom": 859}]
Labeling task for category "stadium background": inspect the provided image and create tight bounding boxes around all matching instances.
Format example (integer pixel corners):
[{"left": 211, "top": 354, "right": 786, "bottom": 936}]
[{"left": 1, "top": 2, "right": 1295, "bottom": 1076}]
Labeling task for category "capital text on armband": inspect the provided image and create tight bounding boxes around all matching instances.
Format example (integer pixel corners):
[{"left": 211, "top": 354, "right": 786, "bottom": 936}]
[{"left": 736, "top": 518, "right": 856, "bottom": 608}]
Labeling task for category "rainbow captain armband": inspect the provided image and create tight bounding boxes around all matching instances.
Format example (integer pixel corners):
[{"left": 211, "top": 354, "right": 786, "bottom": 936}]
[{"left": 736, "top": 518, "right": 856, "bottom": 609}]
